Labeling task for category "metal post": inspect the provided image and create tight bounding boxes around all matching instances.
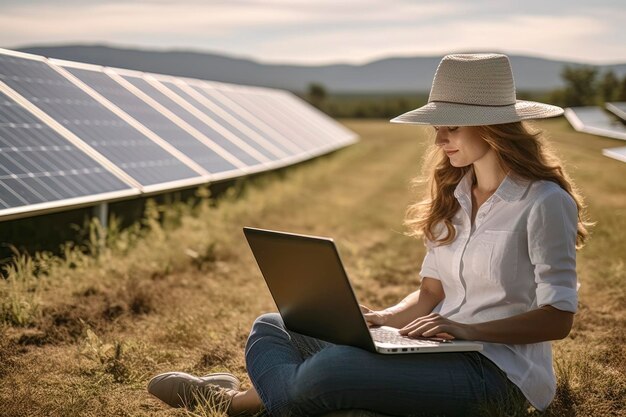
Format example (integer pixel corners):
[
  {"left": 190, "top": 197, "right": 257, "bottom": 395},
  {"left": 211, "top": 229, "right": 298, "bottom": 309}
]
[{"left": 92, "top": 202, "right": 108, "bottom": 250}]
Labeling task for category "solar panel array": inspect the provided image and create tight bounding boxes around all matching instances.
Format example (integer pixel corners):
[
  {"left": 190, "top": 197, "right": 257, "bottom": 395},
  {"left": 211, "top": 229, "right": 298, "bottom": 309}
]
[
  {"left": 0, "top": 89, "right": 137, "bottom": 216},
  {"left": 606, "top": 102, "right": 626, "bottom": 122},
  {"left": 0, "top": 49, "right": 358, "bottom": 220},
  {"left": 62, "top": 64, "right": 240, "bottom": 179},
  {"left": 602, "top": 146, "right": 626, "bottom": 163},
  {"left": 564, "top": 106, "right": 626, "bottom": 164},
  {"left": 564, "top": 107, "right": 626, "bottom": 141}
]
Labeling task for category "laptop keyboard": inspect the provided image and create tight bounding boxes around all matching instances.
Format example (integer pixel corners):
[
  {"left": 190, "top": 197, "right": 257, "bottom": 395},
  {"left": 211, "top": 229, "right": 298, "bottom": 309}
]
[{"left": 370, "top": 327, "right": 441, "bottom": 346}]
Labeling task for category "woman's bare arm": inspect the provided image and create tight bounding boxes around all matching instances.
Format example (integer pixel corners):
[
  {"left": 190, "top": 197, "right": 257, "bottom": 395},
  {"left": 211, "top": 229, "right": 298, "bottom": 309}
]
[
  {"left": 468, "top": 305, "right": 574, "bottom": 343},
  {"left": 380, "top": 277, "right": 445, "bottom": 328},
  {"left": 399, "top": 304, "right": 574, "bottom": 343}
]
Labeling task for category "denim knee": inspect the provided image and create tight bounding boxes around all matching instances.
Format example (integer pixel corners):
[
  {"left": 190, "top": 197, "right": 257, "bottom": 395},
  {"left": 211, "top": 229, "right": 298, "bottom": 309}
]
[
  {"left": 253, "top": 312, "right": 284, "bottom": 328},
  {"left": 245, "top": 312, "right": 288, "bottom": 357}
]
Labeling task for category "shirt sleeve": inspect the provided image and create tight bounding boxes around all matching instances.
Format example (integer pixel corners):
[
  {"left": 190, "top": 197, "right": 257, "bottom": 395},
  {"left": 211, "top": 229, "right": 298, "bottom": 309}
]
[
  {"left": 419, "top": 237, "right": 440, "bottom": 280},
  {"left": 528, "top": 188, "right": 579, "bottom": 313}
]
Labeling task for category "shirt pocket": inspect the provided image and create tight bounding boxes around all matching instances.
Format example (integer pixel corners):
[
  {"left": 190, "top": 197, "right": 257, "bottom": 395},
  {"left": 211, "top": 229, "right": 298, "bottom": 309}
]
[{"left": 470, "top": 230, "right": 519, "bottom": 284}]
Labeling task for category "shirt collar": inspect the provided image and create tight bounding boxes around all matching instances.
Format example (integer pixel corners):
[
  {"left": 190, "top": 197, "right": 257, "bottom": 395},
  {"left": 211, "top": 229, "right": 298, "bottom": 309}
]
[{"left": 454, "top": 169, "right": 531, "bottom": 202}]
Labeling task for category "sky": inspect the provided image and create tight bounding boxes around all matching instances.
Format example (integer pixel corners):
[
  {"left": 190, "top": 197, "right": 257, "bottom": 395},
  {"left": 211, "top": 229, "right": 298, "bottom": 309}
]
[{"left": 1, "top": 0, "right": 625, "bottom": 65}]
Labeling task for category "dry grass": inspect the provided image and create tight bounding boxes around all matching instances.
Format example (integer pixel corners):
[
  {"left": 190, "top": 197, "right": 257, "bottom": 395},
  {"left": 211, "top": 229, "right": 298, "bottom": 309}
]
[{"left": 0, "top": 118, "right": 624, "bottom": 416}]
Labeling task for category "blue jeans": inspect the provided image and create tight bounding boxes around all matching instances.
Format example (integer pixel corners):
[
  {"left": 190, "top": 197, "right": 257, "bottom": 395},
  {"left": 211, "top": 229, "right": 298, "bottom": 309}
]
[{"left": 244, "top": 313, "right": 525, "bottom": 417}]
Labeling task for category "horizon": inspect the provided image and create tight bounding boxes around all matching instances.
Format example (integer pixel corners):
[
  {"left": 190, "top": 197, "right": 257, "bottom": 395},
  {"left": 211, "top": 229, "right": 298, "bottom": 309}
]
[
  {"left": 1, "top": 0, "right": 625, "bottom": 66},
  {"left": 12, "top": 42, "right": 626, "bottom": 68}
]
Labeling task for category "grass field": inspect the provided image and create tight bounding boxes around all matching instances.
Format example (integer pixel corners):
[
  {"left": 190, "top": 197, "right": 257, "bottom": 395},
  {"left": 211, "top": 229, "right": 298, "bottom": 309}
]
[{"left": 0, "top": 118, "right": 625, "bottom": 416}]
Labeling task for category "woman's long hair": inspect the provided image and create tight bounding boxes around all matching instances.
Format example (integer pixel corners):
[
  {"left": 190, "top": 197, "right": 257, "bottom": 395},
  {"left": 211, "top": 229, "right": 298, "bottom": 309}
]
[{"left": 404, "top": 121, "right": 592, "bottom": 248}]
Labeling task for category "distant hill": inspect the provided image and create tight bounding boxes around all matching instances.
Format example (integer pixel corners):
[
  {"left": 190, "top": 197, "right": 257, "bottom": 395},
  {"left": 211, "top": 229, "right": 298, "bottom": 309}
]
[{"left": 15, "top": 44, "right": 626, "bottom": 94}]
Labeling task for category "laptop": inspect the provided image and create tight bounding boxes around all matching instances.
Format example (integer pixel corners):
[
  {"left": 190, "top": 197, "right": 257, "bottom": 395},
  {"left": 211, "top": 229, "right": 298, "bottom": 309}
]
[{"left": 243, "top": 227, "right": 482, "bottom": 354}]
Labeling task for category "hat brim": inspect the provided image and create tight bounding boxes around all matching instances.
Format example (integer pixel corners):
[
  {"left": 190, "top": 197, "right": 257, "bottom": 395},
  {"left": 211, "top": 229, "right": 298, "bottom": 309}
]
[{"left": 389, "top": 100, "right": 564, "bottom": 126}]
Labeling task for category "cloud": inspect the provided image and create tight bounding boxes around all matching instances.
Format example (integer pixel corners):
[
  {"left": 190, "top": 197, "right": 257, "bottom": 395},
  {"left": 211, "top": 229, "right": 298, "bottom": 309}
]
[
  {"left": 247, "top": 13, "right": 619, "bottom": 64},
  {"left": 0, "top": 0, "right": 624, "bottom": 64},
  {"left": 0, "top": 0, "right": 464, "bottom": 39}
]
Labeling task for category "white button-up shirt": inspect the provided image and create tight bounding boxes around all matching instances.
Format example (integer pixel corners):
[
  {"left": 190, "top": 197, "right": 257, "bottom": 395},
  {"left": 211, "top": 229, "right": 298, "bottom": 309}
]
[{"left": 420, "top": 170, "right": 578, "bottom": 411}]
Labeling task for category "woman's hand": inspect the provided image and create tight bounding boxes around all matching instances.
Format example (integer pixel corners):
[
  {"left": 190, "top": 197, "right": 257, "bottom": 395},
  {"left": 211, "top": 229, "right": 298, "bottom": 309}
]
[
  {"left": 398, "top": 313, "right": 476, "bottom": 340},
  {"left": 359, "top": 304, "right": 394, "bottom": 328}
]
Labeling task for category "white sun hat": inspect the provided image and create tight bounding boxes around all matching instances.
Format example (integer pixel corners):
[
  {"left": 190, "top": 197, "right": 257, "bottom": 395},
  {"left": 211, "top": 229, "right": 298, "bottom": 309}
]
[{"left": 390, "top": 53, "right": 564, "bottom": 126}]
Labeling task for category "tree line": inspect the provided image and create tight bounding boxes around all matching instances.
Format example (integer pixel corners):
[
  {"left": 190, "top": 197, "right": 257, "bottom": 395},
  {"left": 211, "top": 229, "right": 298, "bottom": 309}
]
[{"left": 301, "top": 66, "right": 626, "bottom": 118}]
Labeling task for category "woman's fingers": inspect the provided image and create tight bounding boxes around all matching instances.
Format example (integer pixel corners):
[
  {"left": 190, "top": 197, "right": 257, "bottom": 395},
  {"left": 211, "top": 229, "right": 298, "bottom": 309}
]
[
  {"left": 399, "top": 314, "right": 439, "bottom": 333},
  {"left": 360, "top": 305, "right": 377, "bottom": 326},
  {"left": 410, "top": 323, "right": 447, "bottom": 338},
  {"left": 359, "top": 304, "right": 372, "bottom": 314},
  {"left": 398, "top": 314, "right": 459, "bottom": 340},
  {"left": 363, "top": 312, "right": 384, "bottom": 326},
  {"left": 360, "top": 306, "right": 390, "bottom": 327}
]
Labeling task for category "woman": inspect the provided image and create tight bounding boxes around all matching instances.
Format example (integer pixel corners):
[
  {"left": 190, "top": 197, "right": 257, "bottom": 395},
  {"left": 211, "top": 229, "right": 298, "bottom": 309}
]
[{"left": 147, "top": 53, "right": 589, "bottom": 416}]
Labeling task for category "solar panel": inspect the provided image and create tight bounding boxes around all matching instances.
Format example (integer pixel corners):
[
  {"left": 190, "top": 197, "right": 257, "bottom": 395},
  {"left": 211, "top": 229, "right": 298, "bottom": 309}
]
[
  {"left": 253, "top": 87, "right": 357, "bottom": 154},
  {"left": 158, "top": 78, "right": 289, "bottom": 161},
  {"left": 275, "top": 90, "right": 358, "bottom": 143},
  {"left": 210, "top": 85, "right": 324, "bottom": 153},
  {"left": 0, "top": 50, "right": 201, "bottom": 189},
  {"left": 55, "top": 61, "right": 243, "bottom": 181},
  {"left": 187, "top": 82, "right": 311, "bottom": 158},
  {"left": 602, "top": 146, "right": 626, "bottom": 163},
  {"left": 239, "top": 88, "right": 336, "bottom": 149},
  {"left": 0, "top": 88, "right": 137, "bottom": 218},
  {"left": 248, "top": 88, "right": 351, "bottom": 149},
  {"left": 564, "top": 107, "right": 626, "bottom": 141},
  {"left": 606, "top": 102, "right": 626, "bottom": 122},
  {"left": 112, "top": 70, "right": 267, "bottom": 169},
  {"left": 0, "top": 47, "right": 360, "bottom": 221}
]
